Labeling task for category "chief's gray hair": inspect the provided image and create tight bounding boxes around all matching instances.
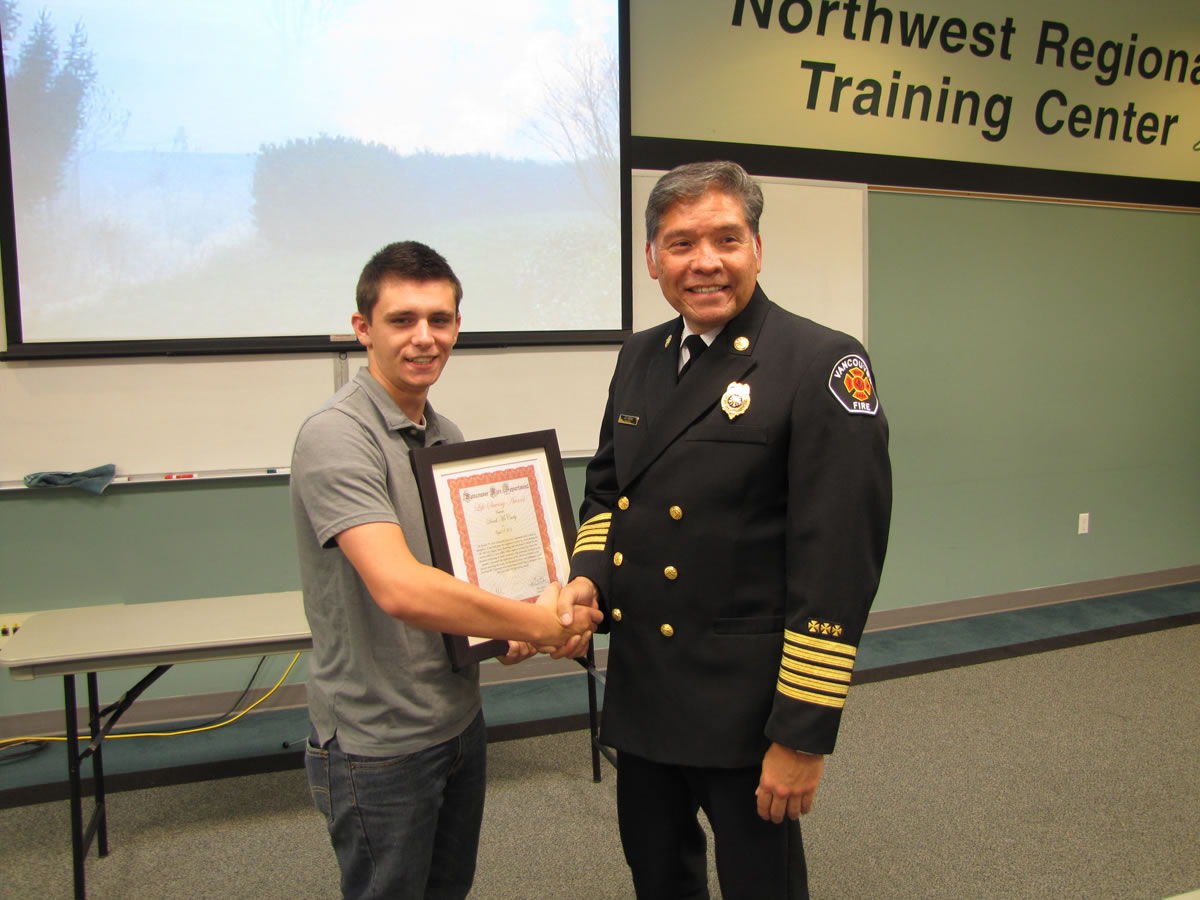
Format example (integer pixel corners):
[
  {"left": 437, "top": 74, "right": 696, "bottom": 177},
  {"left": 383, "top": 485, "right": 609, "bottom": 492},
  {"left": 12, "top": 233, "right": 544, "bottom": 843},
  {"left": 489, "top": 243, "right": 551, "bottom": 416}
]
[{"left": 644, "top": 160, "right": 764, "bottom": 244}]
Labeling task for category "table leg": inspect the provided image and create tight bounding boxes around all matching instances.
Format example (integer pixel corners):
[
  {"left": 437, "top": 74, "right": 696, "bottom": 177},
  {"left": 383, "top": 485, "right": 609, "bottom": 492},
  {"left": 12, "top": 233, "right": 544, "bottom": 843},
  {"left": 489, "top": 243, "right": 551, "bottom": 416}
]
[
  {"left": 87, "top": 672, "right": 109, "bottom": 858},
  {"left": 63, "top": 674, "right": 87, "bottom": 900},
  {"left": 58, "top": 664, "right": 170, "bottom": 898}
]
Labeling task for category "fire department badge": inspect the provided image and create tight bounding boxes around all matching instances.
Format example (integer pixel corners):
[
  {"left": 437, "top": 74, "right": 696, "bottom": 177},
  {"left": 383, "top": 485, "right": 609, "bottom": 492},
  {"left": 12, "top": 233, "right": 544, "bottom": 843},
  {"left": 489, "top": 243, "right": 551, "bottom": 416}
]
[
  {"left": 721, "top": 382, "right": 751, "bottom": 419},
  {"left": 829, "top": 354, "right": 879, "bottom": 416}
]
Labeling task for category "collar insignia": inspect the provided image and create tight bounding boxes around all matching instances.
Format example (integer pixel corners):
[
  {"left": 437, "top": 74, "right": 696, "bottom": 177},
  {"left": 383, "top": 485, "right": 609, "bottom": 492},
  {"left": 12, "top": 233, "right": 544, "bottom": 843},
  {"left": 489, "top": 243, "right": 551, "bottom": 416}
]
[
  {"left": 733, "top": 336, "right": 749, "bottom": 352},
  {"left": 618, "top": 414, "right": 640, "bottom": 426}
]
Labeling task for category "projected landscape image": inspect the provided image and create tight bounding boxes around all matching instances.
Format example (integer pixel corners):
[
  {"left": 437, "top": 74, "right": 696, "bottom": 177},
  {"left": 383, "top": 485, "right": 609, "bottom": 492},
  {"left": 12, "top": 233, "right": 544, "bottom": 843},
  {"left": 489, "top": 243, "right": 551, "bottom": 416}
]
[{"left": 1, "top": 0, "right": 621, "bottom": 343}]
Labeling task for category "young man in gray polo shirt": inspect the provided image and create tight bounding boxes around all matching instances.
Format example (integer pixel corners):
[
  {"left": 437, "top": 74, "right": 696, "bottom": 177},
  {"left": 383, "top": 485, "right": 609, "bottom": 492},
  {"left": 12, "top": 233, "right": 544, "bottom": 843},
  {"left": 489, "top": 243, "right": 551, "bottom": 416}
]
[{"left": 291, "top": 241, "right": 601, "bottom": 899}]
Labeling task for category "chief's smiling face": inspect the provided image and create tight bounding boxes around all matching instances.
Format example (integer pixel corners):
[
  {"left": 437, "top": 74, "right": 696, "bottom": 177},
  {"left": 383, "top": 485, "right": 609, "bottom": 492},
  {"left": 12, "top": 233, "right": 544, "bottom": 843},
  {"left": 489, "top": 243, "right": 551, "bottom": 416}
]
[{"left": 646, "top": 188, "right": 762, "bottom": 334}]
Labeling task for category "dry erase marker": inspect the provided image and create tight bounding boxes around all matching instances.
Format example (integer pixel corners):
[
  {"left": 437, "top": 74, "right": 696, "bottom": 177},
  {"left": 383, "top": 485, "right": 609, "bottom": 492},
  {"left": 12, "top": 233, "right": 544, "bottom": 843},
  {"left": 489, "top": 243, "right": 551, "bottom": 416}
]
[{"left": 164, "top": 473, "right": 196, "bottom": 479}]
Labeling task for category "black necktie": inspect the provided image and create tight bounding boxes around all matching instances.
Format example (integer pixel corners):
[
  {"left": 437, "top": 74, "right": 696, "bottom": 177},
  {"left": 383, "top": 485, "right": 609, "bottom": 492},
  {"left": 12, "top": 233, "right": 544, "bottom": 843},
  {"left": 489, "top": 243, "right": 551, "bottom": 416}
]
[{"left": 678, "top": 334, "right": 708, "bottom": 380}]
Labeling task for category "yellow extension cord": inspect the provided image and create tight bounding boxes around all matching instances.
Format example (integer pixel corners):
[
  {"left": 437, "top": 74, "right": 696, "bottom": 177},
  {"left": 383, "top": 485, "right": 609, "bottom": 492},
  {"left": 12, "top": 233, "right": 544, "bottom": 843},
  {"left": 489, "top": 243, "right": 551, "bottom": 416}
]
[{"left": 0, "top": 652, "right": 301, "bottom": 749}]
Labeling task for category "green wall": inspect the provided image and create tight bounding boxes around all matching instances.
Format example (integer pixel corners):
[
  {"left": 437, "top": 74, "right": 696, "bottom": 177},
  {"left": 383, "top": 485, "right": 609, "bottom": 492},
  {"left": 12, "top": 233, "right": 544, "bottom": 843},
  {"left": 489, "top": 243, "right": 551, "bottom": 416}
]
[
  {"left": 0, "top": 479, "right": 303, "bottom": 717},
  {"left": 0, "top": 462, "right": 593, "bottom": 717},
  {"left": 2, "top": 193, "right": 1198, "bottom": 719},
  {"left": 868, "top": 192, "right": 1200, "bottom": 610}
]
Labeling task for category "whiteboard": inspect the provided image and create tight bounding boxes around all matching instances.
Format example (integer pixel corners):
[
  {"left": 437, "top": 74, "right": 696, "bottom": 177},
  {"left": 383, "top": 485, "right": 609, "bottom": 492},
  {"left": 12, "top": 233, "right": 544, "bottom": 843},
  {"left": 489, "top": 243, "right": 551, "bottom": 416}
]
[{"left": 0, "top": 173, "right": 865, "bottom": 484}]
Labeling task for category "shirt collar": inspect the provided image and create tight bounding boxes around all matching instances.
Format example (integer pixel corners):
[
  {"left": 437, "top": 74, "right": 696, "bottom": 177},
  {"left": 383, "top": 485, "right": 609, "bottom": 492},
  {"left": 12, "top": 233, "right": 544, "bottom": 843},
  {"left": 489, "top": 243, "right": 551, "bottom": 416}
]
[
  {"left": 680, "top": 322, "right": 723, "bottom": 353},
  {"left": 352, "top": 368, "right": 449, "bottom": 445}
]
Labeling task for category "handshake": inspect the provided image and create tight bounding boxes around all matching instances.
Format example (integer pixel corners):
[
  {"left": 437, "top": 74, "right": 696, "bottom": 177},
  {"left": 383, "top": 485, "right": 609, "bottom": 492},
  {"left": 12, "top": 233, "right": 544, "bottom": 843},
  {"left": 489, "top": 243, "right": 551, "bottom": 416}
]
[{"left": 498, "top": 577, "right": 602, "bottom": 665}]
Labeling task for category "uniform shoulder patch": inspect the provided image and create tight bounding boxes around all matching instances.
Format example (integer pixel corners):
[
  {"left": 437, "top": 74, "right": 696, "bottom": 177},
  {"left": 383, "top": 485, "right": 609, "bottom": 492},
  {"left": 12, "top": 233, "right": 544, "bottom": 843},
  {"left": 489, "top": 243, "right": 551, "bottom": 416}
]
[{"left": 829, "top": 354, "right": 879, "bottom": 416}]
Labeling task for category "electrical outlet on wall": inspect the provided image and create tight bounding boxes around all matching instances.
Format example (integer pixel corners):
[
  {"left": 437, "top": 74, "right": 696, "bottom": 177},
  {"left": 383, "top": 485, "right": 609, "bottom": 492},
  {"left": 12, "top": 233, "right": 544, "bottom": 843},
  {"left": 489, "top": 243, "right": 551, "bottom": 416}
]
[{"left": 1078, "top": 512, "right": 1091, "bottom": 534}]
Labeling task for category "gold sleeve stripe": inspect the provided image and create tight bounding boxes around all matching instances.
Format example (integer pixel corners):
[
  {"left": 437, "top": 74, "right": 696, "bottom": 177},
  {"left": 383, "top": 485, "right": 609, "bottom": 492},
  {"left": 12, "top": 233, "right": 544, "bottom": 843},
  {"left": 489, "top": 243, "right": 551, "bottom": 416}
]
[
  {"left": 784, "top": 629, "right": 858, "bottom": 658},
  {"left": 781, "top": 658, "right": 853, "bottom": 684},
  {"left": 572, "top": 539, "right": 608, "bottom": 555},
  {"left": 573, "top": 512, "right": 613, "bottom": 555},
  {"left": 783, "top": 645, "right": 856, "bottom": 672},
  {"left": 775, "top": 682, "right": 847, "bottom": 709},
  {"left": 778, "top": 668, "right": 850, "bottom": 696}
]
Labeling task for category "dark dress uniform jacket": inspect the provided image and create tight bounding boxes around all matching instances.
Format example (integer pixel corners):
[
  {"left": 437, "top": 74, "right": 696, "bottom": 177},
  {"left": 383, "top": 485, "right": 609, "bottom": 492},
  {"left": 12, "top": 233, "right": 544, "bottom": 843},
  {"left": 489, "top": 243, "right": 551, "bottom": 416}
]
[{"left": 570, "top": 286, "right": 892, "bottom": 768}]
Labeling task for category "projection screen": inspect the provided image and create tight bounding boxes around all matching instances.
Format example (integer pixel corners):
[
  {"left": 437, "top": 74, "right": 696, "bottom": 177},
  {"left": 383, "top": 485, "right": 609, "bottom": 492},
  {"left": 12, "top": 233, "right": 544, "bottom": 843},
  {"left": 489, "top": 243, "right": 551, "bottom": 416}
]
[{"left": 0, "top": 0, "right": 627, "bottom": 357}]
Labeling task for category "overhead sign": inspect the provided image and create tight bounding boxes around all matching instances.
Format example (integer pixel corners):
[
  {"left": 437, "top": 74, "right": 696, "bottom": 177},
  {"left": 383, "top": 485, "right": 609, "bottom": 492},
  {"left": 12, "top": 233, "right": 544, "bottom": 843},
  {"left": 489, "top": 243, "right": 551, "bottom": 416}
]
[{"left": 630, "top": 0, "right": 1198, "bottom": 202}]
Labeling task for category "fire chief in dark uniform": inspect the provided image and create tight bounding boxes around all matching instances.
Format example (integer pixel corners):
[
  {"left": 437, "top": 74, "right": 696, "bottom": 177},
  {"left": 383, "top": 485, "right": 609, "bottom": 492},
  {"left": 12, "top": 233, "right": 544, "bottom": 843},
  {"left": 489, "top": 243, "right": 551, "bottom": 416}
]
[{"left": 563, "top": 161, "right": 892, "bottom": 899}]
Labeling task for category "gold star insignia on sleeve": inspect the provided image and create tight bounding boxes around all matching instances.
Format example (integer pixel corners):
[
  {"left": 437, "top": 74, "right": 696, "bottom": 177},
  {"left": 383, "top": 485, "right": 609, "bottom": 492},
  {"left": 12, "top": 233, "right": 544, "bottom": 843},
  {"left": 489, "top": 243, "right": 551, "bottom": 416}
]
[{"left": 808, "top": 619, "right": 844, "bottom": 638}]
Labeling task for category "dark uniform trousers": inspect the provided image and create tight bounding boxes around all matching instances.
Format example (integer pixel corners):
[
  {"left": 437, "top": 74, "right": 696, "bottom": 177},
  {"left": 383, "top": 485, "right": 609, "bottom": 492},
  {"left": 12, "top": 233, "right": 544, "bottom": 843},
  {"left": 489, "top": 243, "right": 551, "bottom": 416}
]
[
  {"left": 617, "top": 752, "right": 807, "bottom": 900},
  {"left": 571, "top": 287, "right": 892, "bottom": 900}
]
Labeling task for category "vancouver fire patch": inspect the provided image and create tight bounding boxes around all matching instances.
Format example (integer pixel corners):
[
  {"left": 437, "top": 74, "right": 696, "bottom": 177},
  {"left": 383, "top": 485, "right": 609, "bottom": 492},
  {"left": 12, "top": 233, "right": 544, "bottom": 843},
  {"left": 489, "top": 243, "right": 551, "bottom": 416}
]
[{"left": 829, "top": 354, "right": 879, "bottom": 416}]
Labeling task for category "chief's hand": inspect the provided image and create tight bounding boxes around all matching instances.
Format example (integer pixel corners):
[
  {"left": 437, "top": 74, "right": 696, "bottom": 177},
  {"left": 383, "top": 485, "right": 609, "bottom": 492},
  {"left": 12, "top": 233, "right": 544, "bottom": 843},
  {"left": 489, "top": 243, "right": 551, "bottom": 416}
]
[
  {"left": 497, "top": 641, "right": 537, "bottom": 665},
  {"left": 556, "top": 576, "right": 599, "bottom": 624},
  {"left": 548, "top": 576, "right": 600, "bottom": 659},
  {"left": 533, "top": 581, "right": 602, "bottom": 657},
  {"left": 755, "top": 742, "right": 825, "bottom": 823}
]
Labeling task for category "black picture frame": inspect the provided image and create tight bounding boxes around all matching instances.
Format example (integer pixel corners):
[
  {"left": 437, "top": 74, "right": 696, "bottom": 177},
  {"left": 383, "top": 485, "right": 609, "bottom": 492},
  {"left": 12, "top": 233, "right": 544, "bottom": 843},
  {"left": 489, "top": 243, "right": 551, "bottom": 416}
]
[{"left": 411, "top": 429, "right": 579, "bottom": 669}]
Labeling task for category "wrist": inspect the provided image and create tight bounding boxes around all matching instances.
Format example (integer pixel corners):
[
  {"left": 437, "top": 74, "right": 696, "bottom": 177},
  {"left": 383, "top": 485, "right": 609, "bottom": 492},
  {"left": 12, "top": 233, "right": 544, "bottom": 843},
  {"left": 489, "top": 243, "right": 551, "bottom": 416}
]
[
  {"left": 532, "top": 603, "right": 564, "bottom": 645},
  {"left": 774, "top": 741, "right": 822, "bottom": 759}
]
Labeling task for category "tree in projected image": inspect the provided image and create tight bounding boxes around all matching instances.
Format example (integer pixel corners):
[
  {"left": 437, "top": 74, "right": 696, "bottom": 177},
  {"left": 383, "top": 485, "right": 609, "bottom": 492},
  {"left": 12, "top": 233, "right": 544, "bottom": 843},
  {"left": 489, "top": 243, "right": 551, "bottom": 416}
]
[
  {"left": 528, "top": 38, "right": 619, "bottom": 227},
  {"left": 3, "top": 7, "right": 96, "bottom": 214}
]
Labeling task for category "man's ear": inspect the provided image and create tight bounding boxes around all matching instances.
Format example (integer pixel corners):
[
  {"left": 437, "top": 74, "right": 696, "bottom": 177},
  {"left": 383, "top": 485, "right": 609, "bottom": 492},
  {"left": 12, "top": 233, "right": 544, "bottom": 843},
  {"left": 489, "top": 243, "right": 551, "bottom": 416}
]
[
  {"left": 351, "top": 311, "right": 370, "bottom": 348},
  {"left": 645, "top": 242, "right": 659, "bottom": 280}
]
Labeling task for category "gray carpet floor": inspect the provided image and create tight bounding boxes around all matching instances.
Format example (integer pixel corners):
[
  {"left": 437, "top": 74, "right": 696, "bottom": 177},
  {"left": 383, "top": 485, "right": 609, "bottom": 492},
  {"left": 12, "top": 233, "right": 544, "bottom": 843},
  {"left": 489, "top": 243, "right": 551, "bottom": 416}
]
[{"left": 3, "top": 624, "right": 1197, "bottom": 899}]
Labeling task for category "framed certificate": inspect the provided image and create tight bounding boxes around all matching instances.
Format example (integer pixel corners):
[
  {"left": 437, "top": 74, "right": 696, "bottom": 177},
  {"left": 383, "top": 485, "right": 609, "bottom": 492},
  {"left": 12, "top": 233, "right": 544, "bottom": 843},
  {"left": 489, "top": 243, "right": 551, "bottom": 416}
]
[{"left": 411, "top": 429, "right": 579, "bottom": 669}]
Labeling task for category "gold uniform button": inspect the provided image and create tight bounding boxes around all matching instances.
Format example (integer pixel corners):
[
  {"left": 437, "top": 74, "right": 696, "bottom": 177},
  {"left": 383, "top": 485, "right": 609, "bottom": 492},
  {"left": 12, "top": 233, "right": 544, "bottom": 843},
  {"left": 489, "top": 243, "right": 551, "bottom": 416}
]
[
  {"left": 613, "top": 552, "right": 624, "bottom": 566},
  {"left": 669, "top": 505, "right": 683, "bottom": 520},
  {"left": 663, "top": 566, "right": 678, "bottom": 580},
  {"left": 660, "top": 623, "right": 674, "bottom": 637},
  {"left": 612, "top": 608, "right": 623, "bottom": 622},
  {"left": 617, "top": 496, "right": 630, "bottom": 510}
]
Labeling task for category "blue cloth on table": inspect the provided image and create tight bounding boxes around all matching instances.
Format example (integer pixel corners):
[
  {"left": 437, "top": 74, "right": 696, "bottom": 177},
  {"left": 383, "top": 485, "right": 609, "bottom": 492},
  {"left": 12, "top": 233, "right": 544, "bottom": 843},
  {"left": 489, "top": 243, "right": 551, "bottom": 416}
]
[{"left": 23, "top": 464, "right": 117, "bottom": 494}]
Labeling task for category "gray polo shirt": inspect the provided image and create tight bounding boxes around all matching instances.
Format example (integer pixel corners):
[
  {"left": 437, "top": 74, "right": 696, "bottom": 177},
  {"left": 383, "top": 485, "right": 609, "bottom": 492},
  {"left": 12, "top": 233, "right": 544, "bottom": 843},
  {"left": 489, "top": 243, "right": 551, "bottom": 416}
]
[{"left": 291, "top": 367, "right": 479, "bottom": 756}]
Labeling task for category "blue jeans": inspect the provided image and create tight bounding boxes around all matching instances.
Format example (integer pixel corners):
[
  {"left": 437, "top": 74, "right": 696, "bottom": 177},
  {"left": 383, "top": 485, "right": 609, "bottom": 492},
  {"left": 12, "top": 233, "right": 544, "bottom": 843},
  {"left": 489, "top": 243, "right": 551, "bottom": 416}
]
[{"left": 305, "top": 711, "right": 487, "bottom": 900}]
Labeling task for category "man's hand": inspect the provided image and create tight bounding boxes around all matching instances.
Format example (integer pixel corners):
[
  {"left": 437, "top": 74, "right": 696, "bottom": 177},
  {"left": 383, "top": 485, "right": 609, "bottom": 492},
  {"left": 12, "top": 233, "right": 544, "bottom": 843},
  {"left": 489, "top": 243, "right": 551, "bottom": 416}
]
[
  {"left": 497, "top": 641, "right": 537, "bottom": 665},
  {"left": 556, "top": 576, "right": 599, "bottom": 624},
  {"left": 533, "top": 580, "right": 602, "bottom": 657},
  {"left": 546, "top": 576, "right": 600, "bottom": 659},
  {"left": 755, "top": 742, "right": 825, "bottom": 823}
]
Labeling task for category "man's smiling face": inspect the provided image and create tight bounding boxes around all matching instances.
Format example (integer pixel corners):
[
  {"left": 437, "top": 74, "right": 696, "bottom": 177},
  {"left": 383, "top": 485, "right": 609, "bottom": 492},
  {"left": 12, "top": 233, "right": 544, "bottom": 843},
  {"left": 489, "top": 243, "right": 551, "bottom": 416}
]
[
  {"left": 352, "top": 277, "right": 460, "bottom": 420},
  {"left": 646, "top": 188, "right": 762, "bottom": 334}
]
